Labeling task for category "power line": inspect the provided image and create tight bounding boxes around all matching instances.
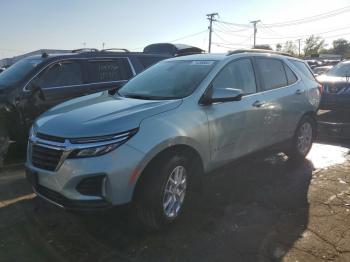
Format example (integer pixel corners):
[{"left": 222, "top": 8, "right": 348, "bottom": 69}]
[
  {"left": 169, "top": 30, "right": 208, "bottom": 43},
  {"left": 213, "top": 32, "right": 253, "bottom": 45},
  {"left": 213, "top": 21, "right": 250, "bottom": 33},
  {"left": 256, "top": 24, "right": 350, "bottom": 40},
  {"left": 215, "top": 19, "right": 251, "bottom": 28},
  {"left": 264, "top": 5, "right": 350, "bottom": 27}
]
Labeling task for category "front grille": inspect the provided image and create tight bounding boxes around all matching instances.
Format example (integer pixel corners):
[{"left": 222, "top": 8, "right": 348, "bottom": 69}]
[
  {"left": 37, "top": 133, "right": 65, "bottom": 143},
  {"left": 36, "top": 184, "right": 66, "bottom": 205},
  {"left": 31, "top": 144, "right": 63, "bottom": 171},
  {"left": 35, "top": 184, "right": 111, "bottom": 210}
]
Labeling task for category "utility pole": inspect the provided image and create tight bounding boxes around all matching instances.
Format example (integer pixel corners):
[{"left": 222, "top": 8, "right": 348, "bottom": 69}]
[
  {"left": 297, "top": 39, "right": 301, "bottom": 57},
  {"left": 82, "top": 42, "right": 86, "bottom": 48},
  {"left": 207, "top": 13, "right": 218, "bottom": 53},
  {"left": 102, "top": 42, "right": 105, "bottom": 50},
  {"left": 250, "top": 20, "right": 260, "bottom": 48}
]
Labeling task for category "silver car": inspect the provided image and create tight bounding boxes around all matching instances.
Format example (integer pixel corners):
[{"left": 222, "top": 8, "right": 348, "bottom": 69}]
[{"left": 26, "top": 51, "right": 320, "bottom": 229}]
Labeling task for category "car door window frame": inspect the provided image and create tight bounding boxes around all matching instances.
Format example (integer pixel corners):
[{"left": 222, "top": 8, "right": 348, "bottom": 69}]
[
  {"left": 23, "top": 57, "right": 136, "bottom": 92},
  {"left": 200, "top": 57, "right": 260, "bottom": 104},
  {"left": 34, "top": 60, "right": 84, "bottom": 89}
]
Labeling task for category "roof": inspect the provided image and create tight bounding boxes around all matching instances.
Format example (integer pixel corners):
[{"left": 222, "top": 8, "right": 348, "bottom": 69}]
[{"left": 166, "top": 53, "right": 226, "bottom": 61}]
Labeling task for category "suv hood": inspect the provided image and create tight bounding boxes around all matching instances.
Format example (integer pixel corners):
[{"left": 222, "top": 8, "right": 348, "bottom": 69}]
[{"left": 35, "top": 92, "right": 182, "bottom": 138}]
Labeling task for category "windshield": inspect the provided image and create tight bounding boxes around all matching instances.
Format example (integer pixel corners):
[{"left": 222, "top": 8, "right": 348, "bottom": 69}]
[
  {"left": 0, "top": 58, "right": 42, "bottom": 86},
  {"left": 326, "top": 62, "right": 350, "bottom": 77},
  {"left": 118, "top": 60, "right": 216, "bottom": 100}
]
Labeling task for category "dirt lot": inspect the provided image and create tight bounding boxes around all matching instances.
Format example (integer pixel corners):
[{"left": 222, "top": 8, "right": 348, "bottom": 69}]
[
  {"left": 1, "top": 112, "right": 350, "bottom": 262},
  {"left": 0, "top": 142, "right": 349, "bottom": 262}
]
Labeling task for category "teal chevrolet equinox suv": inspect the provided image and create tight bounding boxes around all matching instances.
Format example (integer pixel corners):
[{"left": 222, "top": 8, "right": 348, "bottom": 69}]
[{"left": 26, "top": 50, "right": 321, "bottom": 229}]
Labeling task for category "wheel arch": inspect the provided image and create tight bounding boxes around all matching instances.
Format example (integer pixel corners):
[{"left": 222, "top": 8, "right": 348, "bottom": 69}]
[{"left": 131, "top": 143, "right": 204, "bottom": 202}]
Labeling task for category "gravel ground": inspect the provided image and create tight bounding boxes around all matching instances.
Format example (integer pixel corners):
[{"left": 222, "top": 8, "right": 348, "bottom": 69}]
[{"left": 0, "top": 141, "right": 350, "bottom": 262}]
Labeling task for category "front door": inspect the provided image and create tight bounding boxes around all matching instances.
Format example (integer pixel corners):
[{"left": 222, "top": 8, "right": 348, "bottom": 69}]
[
  {"left": 204, "top": 58, "right": 266, "bottom": 166},
  {"left": 20, "top": 60, "right": 87, "bottom": 124}
]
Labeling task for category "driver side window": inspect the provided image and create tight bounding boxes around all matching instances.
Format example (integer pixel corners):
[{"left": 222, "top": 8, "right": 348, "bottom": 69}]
[
  {"left": 35, "top": 61, "right": 83, "bottom": 89},
  {"left": 212, "top": 58, "right": 257, "bottom": 95}
]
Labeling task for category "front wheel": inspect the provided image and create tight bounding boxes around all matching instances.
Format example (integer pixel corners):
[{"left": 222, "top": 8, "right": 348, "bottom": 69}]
[
  {"left": 286, "top": 115, "right": 316, "bottom": 161},
  {"left": 135, "top": 154, "right": 192, "bottom": 230}
]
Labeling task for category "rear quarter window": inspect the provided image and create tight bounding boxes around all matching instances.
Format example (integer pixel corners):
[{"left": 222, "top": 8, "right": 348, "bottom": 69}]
[
  {"left": 283, "top": 63, "right": 298, "bottom": 85},
  {"left": 289, "top": 60, "right": 316, "bottom": 81},
  {"left": 87, "top": 58, "right": 133, "bottom": 83}
]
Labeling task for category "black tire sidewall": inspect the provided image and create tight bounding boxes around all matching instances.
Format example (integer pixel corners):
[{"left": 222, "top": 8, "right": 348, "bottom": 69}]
[
  {"left": 290, "top": 115, "right": 316, "bottom": 159},
  {"left": 138, "top": 154, "right": 192, "bottom": 228}
]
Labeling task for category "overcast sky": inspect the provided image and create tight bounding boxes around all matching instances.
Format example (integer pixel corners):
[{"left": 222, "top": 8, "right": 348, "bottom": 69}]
[{"left": 1, "top": 0, "right": 350, "bottom": 59}]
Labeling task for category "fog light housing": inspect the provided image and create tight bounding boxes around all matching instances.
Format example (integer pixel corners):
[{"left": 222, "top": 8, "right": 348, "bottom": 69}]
[{"left": 76, "top": 175, "right": 106, "bottom": 197}]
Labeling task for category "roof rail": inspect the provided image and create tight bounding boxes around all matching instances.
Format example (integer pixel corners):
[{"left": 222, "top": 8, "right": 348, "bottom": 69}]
[
  {"left": 72, "top": 48, "right": 99, "bottom": 53},
  {"left": 101, "top": 48, "right": 130, "bottom": 53},
  {"left": 227, "top": 49, "right": 294, "bottom": 57}
]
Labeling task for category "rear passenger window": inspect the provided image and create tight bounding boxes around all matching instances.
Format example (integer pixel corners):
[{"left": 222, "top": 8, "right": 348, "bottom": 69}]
[
  {"left": 212, "top": 58, "right": 256, "bottom": 95},
  {"left": 87, "top": 59, "right": 133, "bottom": 83},
  {"left": 256, "top": 58, "right": 287, "bottom": 90},
  {"left": 284, "top": 64, "right": 298, "bottom": 85},
  {"left": 289, "top": 60, "right": 315, "bottom": 80}
]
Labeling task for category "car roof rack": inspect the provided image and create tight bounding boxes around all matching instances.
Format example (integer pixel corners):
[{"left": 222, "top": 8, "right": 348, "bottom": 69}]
[
  {"left": 101, "top": 48, "right": 130, "bottom": 52},
  {"left": 72, "top": 48, "right": 99, "bottom": 53},
  {"left": 143, "top": 43, "right": 204, "bottom": 56},
  {"left": 227, "top": 49, "right": 294, "bottom": 57}
]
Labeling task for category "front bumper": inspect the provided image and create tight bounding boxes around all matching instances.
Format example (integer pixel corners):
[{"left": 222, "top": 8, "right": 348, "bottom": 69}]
[
  {"left": 26, "top": 167, "right": 111, "bottom": 210},
  {"left": 26, "top": 143, "right": 146, "bottom": 207}
]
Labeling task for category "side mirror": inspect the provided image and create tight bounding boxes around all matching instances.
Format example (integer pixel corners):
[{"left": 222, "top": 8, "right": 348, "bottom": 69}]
[
  {"left": 29, "top": 84, "right": 46, "bottom": 100},
  {"left": 201, "top": 87, "right": 243, "bottom": 105}
]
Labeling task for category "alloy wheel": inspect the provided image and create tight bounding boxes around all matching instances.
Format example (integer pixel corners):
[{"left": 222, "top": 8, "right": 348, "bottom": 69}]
[{"left": 162, "top": 165, "right": 187, "bottom": 219}]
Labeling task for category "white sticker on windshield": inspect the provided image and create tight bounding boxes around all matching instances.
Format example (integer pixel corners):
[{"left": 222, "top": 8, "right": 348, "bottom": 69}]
[{"left": 190, "top": 61, "right": 214, "bottom": 66}]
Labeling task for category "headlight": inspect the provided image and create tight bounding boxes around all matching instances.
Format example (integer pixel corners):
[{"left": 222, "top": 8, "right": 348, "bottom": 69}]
[
  {"left": 69, "top": 142, "right": 123, "bottom": 158},
  {"left": 68, "top": 129, "right": 138, "bottom": 158}
]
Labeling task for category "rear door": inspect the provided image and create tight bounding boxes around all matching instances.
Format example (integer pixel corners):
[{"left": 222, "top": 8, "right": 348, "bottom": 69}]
[
  {"left": 84, "top": 58, "right": 135, "bottom": 92},
  {"left": 205, "top": 58, "right": 266, "bottom": 165},
  {"left": 254, "top": 57, "right": 306, "bottom": 147}
]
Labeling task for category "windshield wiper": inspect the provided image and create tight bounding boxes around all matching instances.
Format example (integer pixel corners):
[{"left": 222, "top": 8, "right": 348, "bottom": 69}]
[
  {"left": 122, "top": 94, "right": 156, "bottom": 100},
  {"left": 120, "top": 93, "right": 177, "bottom": 100}
]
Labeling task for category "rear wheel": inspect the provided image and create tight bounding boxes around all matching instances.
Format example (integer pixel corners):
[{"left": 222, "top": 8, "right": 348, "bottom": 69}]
[
  {"left": 286, "top": 115, "right": 316, "bottom": 161},
  {"left": 135, "top": 154, "right": 194, "bottom": 230}
]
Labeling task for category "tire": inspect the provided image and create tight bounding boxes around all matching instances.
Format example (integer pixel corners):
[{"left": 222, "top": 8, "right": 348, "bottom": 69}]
[
  {"left": 0, "top": 128, "right": 10, "bottom": 168},
  {"left": 286, "top": 115, "right": 316, "bottom": 161},
  {"left": 135, "top": 153, "right": 194, "bottom": 230}
]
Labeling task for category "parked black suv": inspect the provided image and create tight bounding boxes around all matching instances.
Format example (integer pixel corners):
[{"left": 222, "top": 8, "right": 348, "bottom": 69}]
[{"left": 0, "top": 43, "right": 203, "bottom": 166}]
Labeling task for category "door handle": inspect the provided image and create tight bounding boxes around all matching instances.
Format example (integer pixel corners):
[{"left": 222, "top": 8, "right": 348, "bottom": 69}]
[
  {"left": 252, "top": 100, "right": 265, "bottom": 108},
  {"left": 295, "top": 89, "right": 303, "bottom": 95}
]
